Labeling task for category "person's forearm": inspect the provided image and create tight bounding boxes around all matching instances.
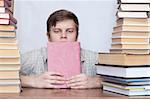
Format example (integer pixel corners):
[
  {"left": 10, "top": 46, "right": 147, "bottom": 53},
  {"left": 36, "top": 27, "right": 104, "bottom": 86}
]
[{"left": 21, "top": 75, "right": 36, "bottom": 88}]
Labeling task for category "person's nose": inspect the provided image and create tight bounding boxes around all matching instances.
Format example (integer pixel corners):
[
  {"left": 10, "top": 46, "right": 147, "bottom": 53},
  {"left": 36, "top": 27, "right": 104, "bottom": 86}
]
[{"left": 61, "top": 31, "right": 67, "bottom": 38}]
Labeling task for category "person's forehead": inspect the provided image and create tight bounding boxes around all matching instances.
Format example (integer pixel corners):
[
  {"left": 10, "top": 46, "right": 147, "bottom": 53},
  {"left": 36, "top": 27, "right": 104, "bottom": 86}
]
[{"left": 54, "top": 20, "right": 75, "bottom": 27}]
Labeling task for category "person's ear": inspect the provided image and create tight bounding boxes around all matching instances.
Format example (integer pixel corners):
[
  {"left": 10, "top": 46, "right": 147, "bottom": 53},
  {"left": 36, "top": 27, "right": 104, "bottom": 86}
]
[
  {"left": 75, "top": 32, "right": 78, "bottom": 41},
  {"left": 47, "top": 32, "right": 51, "bottom": 41}
]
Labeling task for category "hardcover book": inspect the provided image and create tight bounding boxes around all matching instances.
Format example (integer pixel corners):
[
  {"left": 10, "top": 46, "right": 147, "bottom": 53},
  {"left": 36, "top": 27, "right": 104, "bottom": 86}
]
[{"left": 47, "top": 42, "right": 81, "bottom": 88}]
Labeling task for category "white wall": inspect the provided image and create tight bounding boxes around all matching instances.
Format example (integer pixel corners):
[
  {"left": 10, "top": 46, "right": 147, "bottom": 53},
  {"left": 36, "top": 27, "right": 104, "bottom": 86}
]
[{"left": 14, "top": 0, "right": 117, "bottom": 54}]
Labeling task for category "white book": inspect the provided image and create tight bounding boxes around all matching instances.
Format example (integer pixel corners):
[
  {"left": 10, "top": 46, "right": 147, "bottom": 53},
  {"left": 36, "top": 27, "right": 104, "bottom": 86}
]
[
  {"left": 96, "top": 64, "right": 150, "bottom": 78},
  {"left": 0, "top": 7, "right": 5, "bottom": 13},
  {"left": 0, "top": 80, "right": 20, "bottom": 85},
  {"left": 117, "top": 11, "right": 148, "bottom": 18},
  {"left": 119, "top": 4, "right": 150, "bottom": 11},
  {"left": 119, "top": 0, "right": 150, "bottom": 3},
  {"left": 0, "top": 19, "right": 10, "bottom": 25},
  {"left": 0, "top": 13, "right": 9, "bottom": 19}
]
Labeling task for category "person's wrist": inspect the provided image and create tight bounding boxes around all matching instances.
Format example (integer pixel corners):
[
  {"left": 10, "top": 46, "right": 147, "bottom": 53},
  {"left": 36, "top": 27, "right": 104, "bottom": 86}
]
[
  {"left": 95, "top": 76, "right": 102, "bottom": 88},
  {"left": 30, "top": 76, "right": 37, "bottom": 88}
]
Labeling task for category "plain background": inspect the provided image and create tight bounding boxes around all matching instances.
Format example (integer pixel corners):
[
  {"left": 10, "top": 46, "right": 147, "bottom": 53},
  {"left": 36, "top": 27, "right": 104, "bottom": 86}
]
[{"left": 14, "top": 0, "right": 117, "bottom": 54}]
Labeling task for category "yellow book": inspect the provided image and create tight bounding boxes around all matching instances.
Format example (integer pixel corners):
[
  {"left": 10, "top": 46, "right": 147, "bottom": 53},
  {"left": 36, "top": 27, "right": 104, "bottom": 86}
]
[
  {"left": 116, "top": 18, "right": 150, "bottom": 26},
  {"left": 99, "top": 53, "right": 150, "bottom": 66},
  {"left": 0, "top": 31, "right": 16, "bottom": 37},
  {"left": 0, "top": 49, "right": 20, "bottom": 58},
  {"left": 0, "top": 25, "right": 15, "bottom": 31},
  {"left": 0, "top": 71, "right": 19, "bottom": 79},
  {"left": 112, "top": 38, "right": 149, "bottom": 44},
  {"left": 112, "top": 31, "right": 150, "bottom": 37},
  {"left": 0, "top": 58, "right": 20, "bottom": 64},
  {"left": 113, "top": 25, "right": 150, "bottom": 32},
  {"left": 110, "top": 49, "right": 149, "bottom": 54},
  {"left": 119, "top": 4, "right": 150, "bottom": 12},
  {"left": 0, "top": 64, "right": 20, "bottom": 71},
  {"left": 0, "top": 43, "right": 18, "bottom": 49},
  {"left": 111, "top": 44, "right": 150, "bottom": 49},
  {"left": 0, "top": 85, "right": 20, "bottom": 93}
]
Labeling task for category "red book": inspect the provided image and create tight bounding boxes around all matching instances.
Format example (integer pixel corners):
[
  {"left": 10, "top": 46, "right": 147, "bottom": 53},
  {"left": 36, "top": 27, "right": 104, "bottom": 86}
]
[{"left": 47, "top": 42, "right": 81, "bottom": 88}]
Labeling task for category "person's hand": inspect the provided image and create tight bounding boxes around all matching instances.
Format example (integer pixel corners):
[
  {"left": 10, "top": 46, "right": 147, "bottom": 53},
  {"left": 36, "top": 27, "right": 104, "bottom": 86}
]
[
  {"left": 32, "top": 72, "right": 66, "bottom": 88},
  {"left": 67, "top": 74, "right": 102, "bottom": 89}
]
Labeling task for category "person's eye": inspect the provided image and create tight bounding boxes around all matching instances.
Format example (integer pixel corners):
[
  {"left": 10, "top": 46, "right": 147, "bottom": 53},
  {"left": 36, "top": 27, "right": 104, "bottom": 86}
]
[
  {"left": 67, "top": 30, "right": 74, "bottom": 33},
  {"left": 54, "top": 30, "right": 60, "bottom": 34}
]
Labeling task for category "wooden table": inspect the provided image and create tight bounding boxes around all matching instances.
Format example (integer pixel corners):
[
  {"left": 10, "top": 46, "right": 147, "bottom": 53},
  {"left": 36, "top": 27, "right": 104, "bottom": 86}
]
[{"left": 0, "top": 88, "right": 148, "bottom": 99}]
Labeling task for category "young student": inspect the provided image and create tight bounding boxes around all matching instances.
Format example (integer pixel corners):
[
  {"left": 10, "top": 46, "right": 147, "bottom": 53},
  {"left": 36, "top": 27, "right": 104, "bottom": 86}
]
[{"left": 20, "top": 9, "right": 102, "bottom": 89}]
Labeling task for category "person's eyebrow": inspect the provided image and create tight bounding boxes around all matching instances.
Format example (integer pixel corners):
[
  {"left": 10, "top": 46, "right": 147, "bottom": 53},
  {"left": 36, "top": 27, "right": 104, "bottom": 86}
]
[
  {"left": 52, "top": 28, "right": 61, "bottom": 30},
  {"left": 66, "top": 28, "right": 75, "bottom": 30}
]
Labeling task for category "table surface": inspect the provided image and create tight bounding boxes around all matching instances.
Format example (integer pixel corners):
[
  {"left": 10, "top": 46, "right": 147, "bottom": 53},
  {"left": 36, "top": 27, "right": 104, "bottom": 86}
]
[{"left": 0, "top": 88, "right": 149, "bottom": 99}]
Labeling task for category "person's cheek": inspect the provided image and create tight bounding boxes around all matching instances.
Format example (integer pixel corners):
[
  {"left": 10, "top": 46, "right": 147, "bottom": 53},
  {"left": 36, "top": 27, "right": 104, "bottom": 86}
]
[{"left": 71, "top": 34, "right": 77, "bottom": 41}]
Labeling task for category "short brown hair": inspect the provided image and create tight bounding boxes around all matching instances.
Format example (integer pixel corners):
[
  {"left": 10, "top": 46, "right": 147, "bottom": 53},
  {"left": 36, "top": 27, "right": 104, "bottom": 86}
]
[{"left": 47, "top": 9, "right": 79, "bottom": 37}]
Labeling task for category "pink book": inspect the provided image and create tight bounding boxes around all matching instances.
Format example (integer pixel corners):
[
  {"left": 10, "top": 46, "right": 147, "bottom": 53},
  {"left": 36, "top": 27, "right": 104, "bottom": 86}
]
[{"left": 47, "top": 42, "right": 81, "bottom": 88}]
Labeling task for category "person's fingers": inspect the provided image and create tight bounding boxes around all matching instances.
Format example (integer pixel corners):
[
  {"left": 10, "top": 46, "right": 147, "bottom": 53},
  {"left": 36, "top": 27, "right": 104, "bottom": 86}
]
[
  {"left": 68, "top": 78, "right": 81, "bottom": 84},
  {"left": 69, "top": 74, "right": 85, "bottom": 80},
  {"left": 40, "top": 72, "right": 65, "bottom": 80},
  {"left": 34, "top": 80, "right": 57, "bottom": 88},
  {"left": 47, "top": 71, "right": 64, "bottom": 76},
  {"left": 44, "top": 83, "right": 59, "bottom": 88},
  {"left": 68, "top": 75, "right": 87, "bottom": 84},
  {"left": 49, "top": 75, "right": 66, "bottom": 81},
  {"left": 68, "top": 81, "right": 87, "bottom": 87},
  {"left": 45, "top": 79, "right": 66, "bottom": 85}
]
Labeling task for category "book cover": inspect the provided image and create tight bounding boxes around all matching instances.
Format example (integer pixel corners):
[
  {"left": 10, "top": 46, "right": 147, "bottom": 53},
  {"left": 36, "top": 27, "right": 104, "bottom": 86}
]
[{"left": 47, "top": 42, "right": 81, "bottom": 88}]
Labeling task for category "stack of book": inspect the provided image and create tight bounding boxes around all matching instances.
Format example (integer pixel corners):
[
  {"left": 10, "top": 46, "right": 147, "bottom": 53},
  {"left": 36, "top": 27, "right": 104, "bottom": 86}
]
[
  {"left": 96, "top": 0, "right": 150, "bottom": 96},
  {"left": 111, "top": 0, "right": 150, "bottom": 54},
  {"left": 0, "top": 0, "right": 20, "bottom": 93}
]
